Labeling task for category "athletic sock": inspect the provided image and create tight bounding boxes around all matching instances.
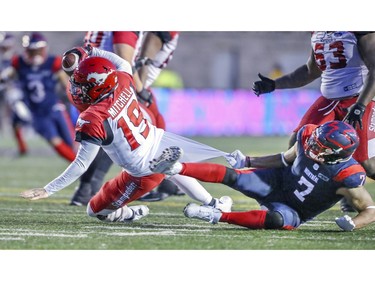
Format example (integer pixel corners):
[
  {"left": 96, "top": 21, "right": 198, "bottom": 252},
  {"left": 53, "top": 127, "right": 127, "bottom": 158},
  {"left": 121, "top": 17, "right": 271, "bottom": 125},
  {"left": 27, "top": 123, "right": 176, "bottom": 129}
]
[
  {"left": 220, "top": 210, "right": 267, "bottom": 229},
  {"left": 54, "top": 142, "right": 76, "bottom": 162},
  {"left": 180, "top": 163, "right": 227, "bottom": 183},
  {"left": 13, "top": 126, "right": 27, "bottom": 154}
]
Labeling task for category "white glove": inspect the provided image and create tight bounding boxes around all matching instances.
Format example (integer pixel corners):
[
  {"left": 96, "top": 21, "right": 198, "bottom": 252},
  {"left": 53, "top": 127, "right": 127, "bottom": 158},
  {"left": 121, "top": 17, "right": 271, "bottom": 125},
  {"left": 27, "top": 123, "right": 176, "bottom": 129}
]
[
  {"left": 224, "top": 149, "right": 247, "bottom": 169},
  {"left": 335, "top": 215, "right": 355, "bottom": 231}
]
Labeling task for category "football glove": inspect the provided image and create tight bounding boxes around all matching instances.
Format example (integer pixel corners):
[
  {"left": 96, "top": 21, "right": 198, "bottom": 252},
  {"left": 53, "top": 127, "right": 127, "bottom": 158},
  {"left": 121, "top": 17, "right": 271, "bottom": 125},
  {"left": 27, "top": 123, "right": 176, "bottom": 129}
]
[
  {"left": 225, "top": 149, "right": 250, "bottom": 169},
  {"left": 335, "top": 215, "right": 355, "bottom": 231},
  {"left": 136, "top": 88, "right": 153, "bottom": 107},
  {"left": 63, "top": 44, "right": 93, "bottom": 62},
  {"left": 252, "top": 73, "right": 275, "bottom": 96},
  {"left": 343, "top": 103, "right": 366, "bottom": 130},
  {"left": 134, "top": 57, "right": 153, "bottom": 71}
]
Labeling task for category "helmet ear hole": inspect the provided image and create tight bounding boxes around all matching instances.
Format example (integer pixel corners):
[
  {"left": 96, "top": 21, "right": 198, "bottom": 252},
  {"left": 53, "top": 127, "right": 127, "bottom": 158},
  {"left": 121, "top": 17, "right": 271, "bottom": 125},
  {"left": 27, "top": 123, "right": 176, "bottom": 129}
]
[
  {"left": 304, "top": 121, "right": 359, "bottom": 164},
  {"left": 72, "top": 57, "right": 118, "bottom": 104}
]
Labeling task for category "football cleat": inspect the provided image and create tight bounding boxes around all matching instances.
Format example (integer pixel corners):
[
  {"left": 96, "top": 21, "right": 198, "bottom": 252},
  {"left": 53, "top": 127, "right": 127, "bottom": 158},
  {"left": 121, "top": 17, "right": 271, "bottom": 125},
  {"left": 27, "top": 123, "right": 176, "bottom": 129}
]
[
  {"left": 149, "top": 146, "right": 183, "bottom": 175},
  {"left": 183, "top": 203, "right": 222, "bottom": 224},
  {"left": 213, "top": 196, "right": 233, "bottom": 212},
  {"left": 123, "top": 205, "right": 150, "bottom": 222}
]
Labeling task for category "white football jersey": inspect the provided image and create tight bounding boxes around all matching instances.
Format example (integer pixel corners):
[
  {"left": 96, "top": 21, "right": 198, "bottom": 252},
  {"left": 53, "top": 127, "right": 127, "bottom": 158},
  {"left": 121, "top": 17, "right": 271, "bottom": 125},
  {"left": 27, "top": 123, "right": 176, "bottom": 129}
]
[
  {"left": 311, "top": 31, "right": 368, "bottom": 99},
  {"left": 76, "top": 71, "right": 164, "bottom": 177}
]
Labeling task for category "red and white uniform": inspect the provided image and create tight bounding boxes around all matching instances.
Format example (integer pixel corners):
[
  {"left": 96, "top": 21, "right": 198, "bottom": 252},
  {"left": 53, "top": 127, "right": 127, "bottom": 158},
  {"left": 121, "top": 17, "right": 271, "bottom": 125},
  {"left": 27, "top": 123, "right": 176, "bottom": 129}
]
[
  {"left": 294, "top": 31, "right": 375, "bottom": 163},
  {"left": 45, "top": 67, "right": 225, "bottom": 212},
  {"left": 77, "top": 72, "right": 164, "bottom": 176},
  {"left": 311, "top": 32, "right": 368, "bottom": 99}
]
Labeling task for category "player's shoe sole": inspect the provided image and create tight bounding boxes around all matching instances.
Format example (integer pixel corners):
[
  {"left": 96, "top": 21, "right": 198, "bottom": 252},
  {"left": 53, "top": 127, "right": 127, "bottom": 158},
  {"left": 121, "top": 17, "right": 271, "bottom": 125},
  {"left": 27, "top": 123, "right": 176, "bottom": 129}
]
[{"left": 150, "top": 146, "right": 183, "bottom": 174}]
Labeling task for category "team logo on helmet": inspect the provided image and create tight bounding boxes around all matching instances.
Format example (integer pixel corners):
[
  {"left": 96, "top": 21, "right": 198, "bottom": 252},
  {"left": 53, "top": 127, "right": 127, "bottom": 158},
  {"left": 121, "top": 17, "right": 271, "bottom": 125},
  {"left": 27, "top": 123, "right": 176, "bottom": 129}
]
[{"left": 87, "top": 69, "right": 115, "bottom": 86}]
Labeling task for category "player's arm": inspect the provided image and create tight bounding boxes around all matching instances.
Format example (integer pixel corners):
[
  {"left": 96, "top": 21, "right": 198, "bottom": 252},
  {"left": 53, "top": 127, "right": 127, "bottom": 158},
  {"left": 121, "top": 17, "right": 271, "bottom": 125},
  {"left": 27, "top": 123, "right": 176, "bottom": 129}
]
[
  {"left": 355, "top": 32, "right": 375, "bottom": 106},
  {"left": 113, "top": 41, "right": 149, "bottom": 98},
  {"left": 20, "top": 141, "right": 100, "bottom": 200},
  {"left": 226, "top": 142, "right": 297, "bottom": 169},
  {"left": 336, "top": 186, "right": 375, "bottom": 230},
  {"left": 275, "top": 50, "right": 322, "bottom": 89},
  {"left": 91, "top": 47, "right": 132, "bottom": 75},
  {"left": 253, "top": 50, "right": 322, "bottom": 95},
  {"left": 0, "top": 65, "right": 16, "bottom": 84},
  {"left": 137, "top": 32, "right": 163, "bottom": 85},
  {"left": 344, "top": 32, "right": 375, "bottom": 129}
]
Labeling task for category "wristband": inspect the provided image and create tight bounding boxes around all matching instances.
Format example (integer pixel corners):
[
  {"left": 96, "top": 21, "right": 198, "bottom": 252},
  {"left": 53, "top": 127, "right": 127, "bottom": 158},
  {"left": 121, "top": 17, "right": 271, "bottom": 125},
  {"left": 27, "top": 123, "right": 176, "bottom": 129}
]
[{"left": 281, "top": 152, "right": 289, "bottom": 167}]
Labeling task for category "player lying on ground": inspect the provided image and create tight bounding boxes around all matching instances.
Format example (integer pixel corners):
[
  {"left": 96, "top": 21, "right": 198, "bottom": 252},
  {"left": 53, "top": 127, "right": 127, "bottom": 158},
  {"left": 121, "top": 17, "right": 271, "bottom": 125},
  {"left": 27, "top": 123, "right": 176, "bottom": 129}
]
[{"left": 150, "top": 121, "right": 375, "bottom": 231}]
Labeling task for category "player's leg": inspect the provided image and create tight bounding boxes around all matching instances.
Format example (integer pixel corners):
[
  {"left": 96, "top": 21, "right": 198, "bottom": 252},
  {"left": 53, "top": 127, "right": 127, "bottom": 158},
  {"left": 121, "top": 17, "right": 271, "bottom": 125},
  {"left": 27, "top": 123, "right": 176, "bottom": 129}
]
[
  {"left": 87, "top": 171, "right": 164, "bottom": 223},
  {"left": 288, "top": 96, "right": 339, "bottom": 148},
  {"left": 32, "top": 114, "right": 76, "bottom": 162},
  {"left": 184, "top": 201, "right": 300, "bottom": 230},
  {"left": 354, "top": 100, "right": 375, "bottom": 180}
]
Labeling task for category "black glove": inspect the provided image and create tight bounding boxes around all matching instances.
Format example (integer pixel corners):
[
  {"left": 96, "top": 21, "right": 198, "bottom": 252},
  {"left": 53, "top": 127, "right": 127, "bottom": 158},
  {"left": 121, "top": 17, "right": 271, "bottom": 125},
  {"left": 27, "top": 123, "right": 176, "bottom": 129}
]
[
  {"left": 136, "top": 88, "right": 153, "bottom": 107},
  {"left": 252, "top": 73, "right": 275, "bottom": 96},
  {"left": 63, "top": 44, "right": 93, "bottom": 61},
  {"left": 344, "top": 103, "right": 366, "bottom": 130}
]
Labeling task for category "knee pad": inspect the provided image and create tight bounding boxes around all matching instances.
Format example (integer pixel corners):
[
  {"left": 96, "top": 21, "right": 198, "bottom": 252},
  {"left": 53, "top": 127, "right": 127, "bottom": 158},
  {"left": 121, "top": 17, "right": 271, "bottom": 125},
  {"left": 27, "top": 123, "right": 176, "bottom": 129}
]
[
  {"left": 222, "top": 168, "right": 238, "bottom": 186},
  {"left": 265, "top": 211, "right": 284, "bottom": 229}
]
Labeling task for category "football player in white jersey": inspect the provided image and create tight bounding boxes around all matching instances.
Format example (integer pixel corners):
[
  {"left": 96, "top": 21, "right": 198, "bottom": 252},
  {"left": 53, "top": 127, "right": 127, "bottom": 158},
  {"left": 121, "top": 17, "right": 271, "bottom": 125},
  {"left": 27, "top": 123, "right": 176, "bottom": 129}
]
[
  {"left": 20, "top": 55, "right": 232, "bottom": 223},
  {"left": 252, "top": 32, "right": 375, "bottom": 212}
]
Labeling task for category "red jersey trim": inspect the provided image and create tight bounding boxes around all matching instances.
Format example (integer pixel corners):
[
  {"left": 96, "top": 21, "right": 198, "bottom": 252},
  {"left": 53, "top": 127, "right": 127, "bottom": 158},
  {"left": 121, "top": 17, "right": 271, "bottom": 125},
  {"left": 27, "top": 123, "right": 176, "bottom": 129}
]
[{"left": 333, "top": 164, "right": 366, "bottom": 182}]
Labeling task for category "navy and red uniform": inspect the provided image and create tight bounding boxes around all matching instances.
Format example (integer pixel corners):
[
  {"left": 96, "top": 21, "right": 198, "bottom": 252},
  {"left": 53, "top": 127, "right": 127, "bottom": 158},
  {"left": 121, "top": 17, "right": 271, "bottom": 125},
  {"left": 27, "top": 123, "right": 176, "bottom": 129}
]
[
  {"left": 11, "top": 55, "right": 74, "bottom": 146},
  {"left": 178, "top": 124, "right": 366, "bottom": 228}
]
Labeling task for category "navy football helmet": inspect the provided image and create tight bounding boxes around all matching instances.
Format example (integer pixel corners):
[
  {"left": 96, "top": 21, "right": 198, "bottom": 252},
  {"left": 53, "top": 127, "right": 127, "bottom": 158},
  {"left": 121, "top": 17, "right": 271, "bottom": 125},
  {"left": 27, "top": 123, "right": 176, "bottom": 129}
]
[
  {"left": 22, "top": 32, "right": 48, "bottom": 66},
  {"left": 304, "top": 121, "right": 359, "bottom": 164}
]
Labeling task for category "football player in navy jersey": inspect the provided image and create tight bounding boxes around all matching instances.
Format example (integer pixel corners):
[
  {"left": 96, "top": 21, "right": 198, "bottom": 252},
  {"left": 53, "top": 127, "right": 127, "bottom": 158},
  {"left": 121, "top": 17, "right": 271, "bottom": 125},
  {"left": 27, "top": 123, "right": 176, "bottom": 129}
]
[
  {"left": 150, "top": 121, "right": 375, "bottom": 231},
  {"left": 0, "top": 32, "right": 30, "bottom": 156},
  {"left": 0, "top": 32, "right": 76, "bottom": 162},
  {"left": 252, "top": 32, "right": 375, "bottom": 212}
]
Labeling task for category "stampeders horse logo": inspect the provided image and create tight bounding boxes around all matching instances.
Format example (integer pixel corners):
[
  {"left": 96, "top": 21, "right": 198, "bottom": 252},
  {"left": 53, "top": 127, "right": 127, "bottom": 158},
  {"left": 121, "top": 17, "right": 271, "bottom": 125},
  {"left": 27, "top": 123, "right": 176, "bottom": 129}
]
[
  {"left": 87, "top": 70, "right": 114, "bottom": 86},
  {"left": 77, "top": 117, "right": 91, "bottom": 127}
]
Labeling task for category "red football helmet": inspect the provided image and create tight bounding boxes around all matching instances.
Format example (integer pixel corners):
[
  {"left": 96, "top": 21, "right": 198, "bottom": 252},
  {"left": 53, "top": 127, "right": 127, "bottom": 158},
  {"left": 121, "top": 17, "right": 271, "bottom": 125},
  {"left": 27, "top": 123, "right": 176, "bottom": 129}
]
[
  {"left": 22, "top": 32, "right": 48, "bottom": 66},
  {"left": 71, "top": 57, "right": 118, "bottom": 104},
  {"left": 304, "top": 121, "right": 359, "bottom": 164}
]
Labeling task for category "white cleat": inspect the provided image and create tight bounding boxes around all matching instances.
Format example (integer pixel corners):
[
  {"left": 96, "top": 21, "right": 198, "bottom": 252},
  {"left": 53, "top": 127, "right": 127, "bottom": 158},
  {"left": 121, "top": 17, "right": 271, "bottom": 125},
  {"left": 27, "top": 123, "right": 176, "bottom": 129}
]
[
  {"left": 124, "top": 205, "right": 150, "bottom": 222},
  {"left": 150, "top": 146, "right": 183, "bottom": 175},
  {"left": 214, "top": 196, "right": 233, "bottom": 212},
  {"left": 183, "top": 203, "right": 222, "bottom": 224}
]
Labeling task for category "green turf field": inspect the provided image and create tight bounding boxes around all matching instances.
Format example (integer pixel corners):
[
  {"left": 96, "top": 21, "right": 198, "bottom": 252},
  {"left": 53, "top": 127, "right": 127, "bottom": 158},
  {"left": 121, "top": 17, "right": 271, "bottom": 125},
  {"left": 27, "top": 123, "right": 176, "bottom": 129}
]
[{"left": 1, "top": 134, "right": 375, "bottom": 250}]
